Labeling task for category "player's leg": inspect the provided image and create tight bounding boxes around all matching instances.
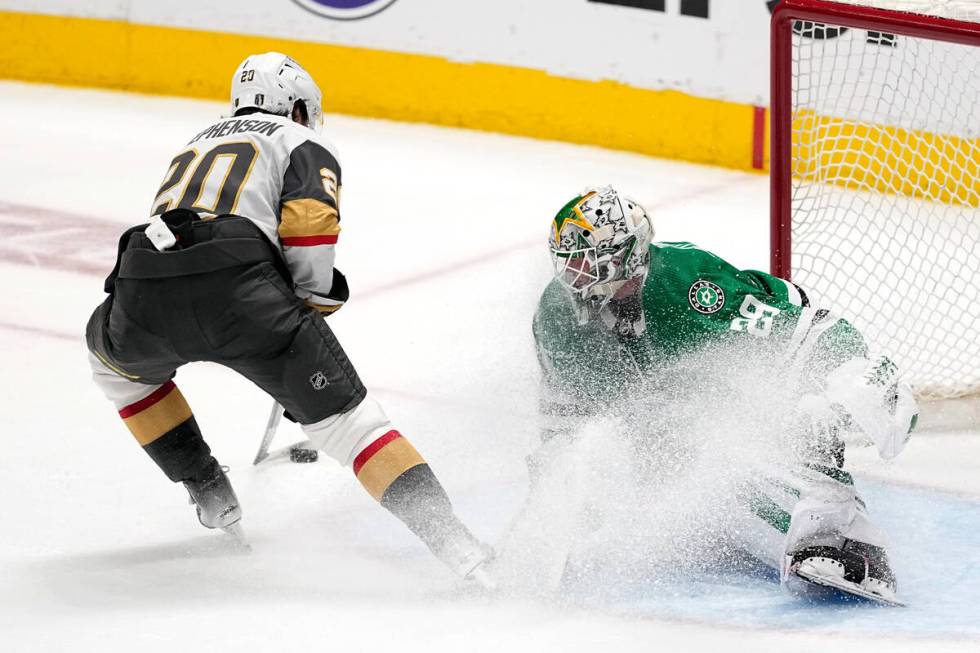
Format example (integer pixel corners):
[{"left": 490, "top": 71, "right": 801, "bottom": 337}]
[
  {"left": 302, "top": 394, "right": 492, "bottom": 579},
  {"left": 216, "top": 275, "right": 492, "bottom": 582},
  {"left": 86, "top": 295, "right": 240, "bottom": 531}
]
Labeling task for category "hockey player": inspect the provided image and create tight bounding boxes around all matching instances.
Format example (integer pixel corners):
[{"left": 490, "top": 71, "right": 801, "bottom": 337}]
[
  {"left": 530, "top": 185, "right": 918, "bottom": 605},
  {"left": 85, "top": 52, "right": 492, "bottom": 585}
]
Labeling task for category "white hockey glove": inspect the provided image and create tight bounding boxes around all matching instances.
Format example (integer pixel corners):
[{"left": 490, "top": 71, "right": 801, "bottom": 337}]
[{"left": 823, "top": 356, "right": 918, "bottom": 460}]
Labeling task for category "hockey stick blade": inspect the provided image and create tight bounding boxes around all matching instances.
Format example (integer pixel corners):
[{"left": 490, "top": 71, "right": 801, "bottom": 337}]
[{"left": 255, "top": 440, "right": 317, "bottom": 466}]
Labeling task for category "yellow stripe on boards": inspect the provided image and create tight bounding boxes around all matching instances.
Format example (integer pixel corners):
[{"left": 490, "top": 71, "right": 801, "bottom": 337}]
[
  {"left": 3, "top": 11, "right": 973, "bottom": 204},
  {"left": 794, "top": 111, "right": 980, "bottom": 208},
  {"left": 0, "top": 10, "right": 759, "bottom": 172}
]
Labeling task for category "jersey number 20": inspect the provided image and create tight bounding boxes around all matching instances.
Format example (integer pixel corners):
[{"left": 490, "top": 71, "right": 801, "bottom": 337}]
[{"left": 152, "top": 142, "right": 258, "bottom": 216}]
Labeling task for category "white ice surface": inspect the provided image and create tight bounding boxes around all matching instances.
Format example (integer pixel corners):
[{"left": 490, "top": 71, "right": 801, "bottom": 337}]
[{"left": 0, "top": 82, "right": 978, "bottom": 652}]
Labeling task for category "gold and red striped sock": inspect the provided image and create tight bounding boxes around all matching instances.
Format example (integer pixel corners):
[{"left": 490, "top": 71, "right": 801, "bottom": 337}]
[
  {"left": 352, "top": 430, "right": 426, "bottom": 500},
  {"left": 352, "top": 430, "right": 459, "bottom": 549},
  {"left": 118, "top": 381, "right": 211, "bottom": 482}
]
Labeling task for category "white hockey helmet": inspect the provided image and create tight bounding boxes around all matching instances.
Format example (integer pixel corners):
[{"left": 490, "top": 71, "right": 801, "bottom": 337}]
[
  {"left": 231, "top": 52, "right": 323, "bottom": 132},
  {"left": 549, "top": 185, "right": 654, "bottom": 305}
]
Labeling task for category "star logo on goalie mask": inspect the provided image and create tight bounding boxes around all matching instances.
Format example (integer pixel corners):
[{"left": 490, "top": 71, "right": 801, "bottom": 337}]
[
  {"left": 552, "top": 192, "right": 596, "bottom": 245},
  {"left": 688, "top": 280, "right": 725, "bottom": 314}
]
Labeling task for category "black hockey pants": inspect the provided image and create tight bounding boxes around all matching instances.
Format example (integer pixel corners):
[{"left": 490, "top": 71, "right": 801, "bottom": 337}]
[{"left": 86, "top": 212, "right": 366, "bottom": 479}]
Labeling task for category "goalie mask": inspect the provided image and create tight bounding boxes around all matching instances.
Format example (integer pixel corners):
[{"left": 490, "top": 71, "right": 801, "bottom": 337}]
[
  {"left": 231, "top": 52, "right": 324, "bottom": 133},
  {"left": 549, "top": 186, "right": 654, "bottom": 311}
]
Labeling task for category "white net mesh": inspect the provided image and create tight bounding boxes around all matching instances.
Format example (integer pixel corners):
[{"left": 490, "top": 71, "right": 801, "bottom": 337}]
[
  {"left": 789, "top": 1, "right": 980, "bottom": 399},
  {"left": 831, "top": 0, "right": 980, "bottom": 22}
]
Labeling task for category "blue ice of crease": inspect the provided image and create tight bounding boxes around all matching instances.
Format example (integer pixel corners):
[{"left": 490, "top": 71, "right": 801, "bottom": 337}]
[{"left": 561, "top": 480, "right": 980, "bottom": 637}]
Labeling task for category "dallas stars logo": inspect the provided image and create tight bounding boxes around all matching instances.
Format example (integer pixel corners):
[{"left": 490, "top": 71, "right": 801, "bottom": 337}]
[
  {"left": 688, "top": 280, "right": 725, "bottom": 314},
  {"left": 552, "top": 192, "right": 596, "bottom": 245}
]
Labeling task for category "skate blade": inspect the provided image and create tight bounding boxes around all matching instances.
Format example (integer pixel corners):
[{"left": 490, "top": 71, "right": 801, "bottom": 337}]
[
  {"left": 464, "top": 563, "right": 499, "bottom": 593},
  {"left": 794, "top": 568, "right": 906, "bottom": 607},
  {"left": 221, "top": 522, "right": 251, "bottom": 550}
]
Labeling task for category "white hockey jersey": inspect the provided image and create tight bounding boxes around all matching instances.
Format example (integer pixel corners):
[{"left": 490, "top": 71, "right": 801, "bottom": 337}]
[{"left": 150, "top": 113, "right": 342, "bottom": 311}]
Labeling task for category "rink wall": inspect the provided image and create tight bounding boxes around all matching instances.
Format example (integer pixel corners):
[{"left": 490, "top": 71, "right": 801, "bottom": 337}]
[
  {"left": 1, "top": 3, "right": 974, "bottom": 186},
  {"left": 0, "top": 1, "right": 776, "bottom": 172}
]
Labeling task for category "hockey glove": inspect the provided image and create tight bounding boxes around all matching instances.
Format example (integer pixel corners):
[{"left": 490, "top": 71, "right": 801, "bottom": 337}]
[
  {"left": 823, "top": 356, "right": 918, "bottom": 460},
  {"left": 304, "top": 268, "right": 350, "bottom": 315}
]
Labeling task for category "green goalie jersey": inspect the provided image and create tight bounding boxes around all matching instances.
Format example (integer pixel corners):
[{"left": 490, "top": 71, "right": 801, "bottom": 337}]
[{"left": 533, "top": 242, "right": 868, "bottom": 404}]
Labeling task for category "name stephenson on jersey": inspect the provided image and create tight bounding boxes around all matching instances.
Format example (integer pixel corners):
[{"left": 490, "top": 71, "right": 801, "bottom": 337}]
[{"left": 150, "top": 113, "right": 343, "bottom": 310}]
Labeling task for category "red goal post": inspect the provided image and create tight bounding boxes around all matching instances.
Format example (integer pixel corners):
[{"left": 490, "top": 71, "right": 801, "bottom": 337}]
[{"left": 770, "top": 0, "right": 980, "bottom": 400}]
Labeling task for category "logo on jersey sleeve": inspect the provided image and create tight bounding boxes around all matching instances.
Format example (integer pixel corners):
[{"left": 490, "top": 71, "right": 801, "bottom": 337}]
[
  {"left": 292, "top": 0, "right": 399, "bottom": 20},
  {"left": 688, "top": 280, "right": 726, "bottom": 314}
]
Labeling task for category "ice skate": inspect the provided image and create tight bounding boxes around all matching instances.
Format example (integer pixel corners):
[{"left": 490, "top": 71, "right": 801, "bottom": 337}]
[
  {"left": 787, "top": 541, "right": 903, "bottom": 606},
  {"left": 220, "top": 521, "right": 250, "bottom": 549},
  {"left": 434, "top": 528, "right": 497, "bottom": 591},
  {"left": 183, "top": 459, "right": 245, "bottom": 543}
]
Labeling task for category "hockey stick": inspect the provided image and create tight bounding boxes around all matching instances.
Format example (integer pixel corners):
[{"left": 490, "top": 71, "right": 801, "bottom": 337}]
[
  {"left": 252, "top": 401, "right": 283, "bottom": 465},
  {"left": 252, "top": 401, "right": 319, "bottom": 465},
  {"left": 253, "top": 311, "right": 341, "bottom": 465}
]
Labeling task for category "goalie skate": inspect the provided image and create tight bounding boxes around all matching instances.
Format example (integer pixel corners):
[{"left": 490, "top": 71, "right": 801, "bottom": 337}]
[{"left": 787, "top": 544, "right": 905, "bottom": 607}]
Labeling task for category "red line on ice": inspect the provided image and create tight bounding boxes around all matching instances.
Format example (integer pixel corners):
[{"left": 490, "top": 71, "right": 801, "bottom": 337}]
[
  {"left": 0, "top": 320, "right": 80, "bottom": 342},
  {"left": 0, "top": 177, "right": 756, "bottom": 341}
]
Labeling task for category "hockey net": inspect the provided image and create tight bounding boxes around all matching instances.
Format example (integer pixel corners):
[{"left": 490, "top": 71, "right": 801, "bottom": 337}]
[{"left": 771, "top": 0, "right": 980, "bottom": 400}]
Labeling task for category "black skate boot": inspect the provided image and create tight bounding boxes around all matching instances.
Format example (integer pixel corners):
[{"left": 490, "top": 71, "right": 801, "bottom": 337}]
[
  {"left": 183, "top": 459, "right": 246, "bottom": 544},
  {"left": 788, "top": 540, "right": 901, "bottom": 606}
]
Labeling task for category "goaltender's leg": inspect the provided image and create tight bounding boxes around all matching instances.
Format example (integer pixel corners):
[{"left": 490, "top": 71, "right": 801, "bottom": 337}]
[{"left": 733, "top": 459, "right": 898, "bottom": 603}]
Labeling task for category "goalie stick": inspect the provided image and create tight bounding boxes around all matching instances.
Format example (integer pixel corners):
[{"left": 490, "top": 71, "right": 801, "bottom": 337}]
[{"left": 252, "top": 401, "right": 318, "bottom": 465}]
